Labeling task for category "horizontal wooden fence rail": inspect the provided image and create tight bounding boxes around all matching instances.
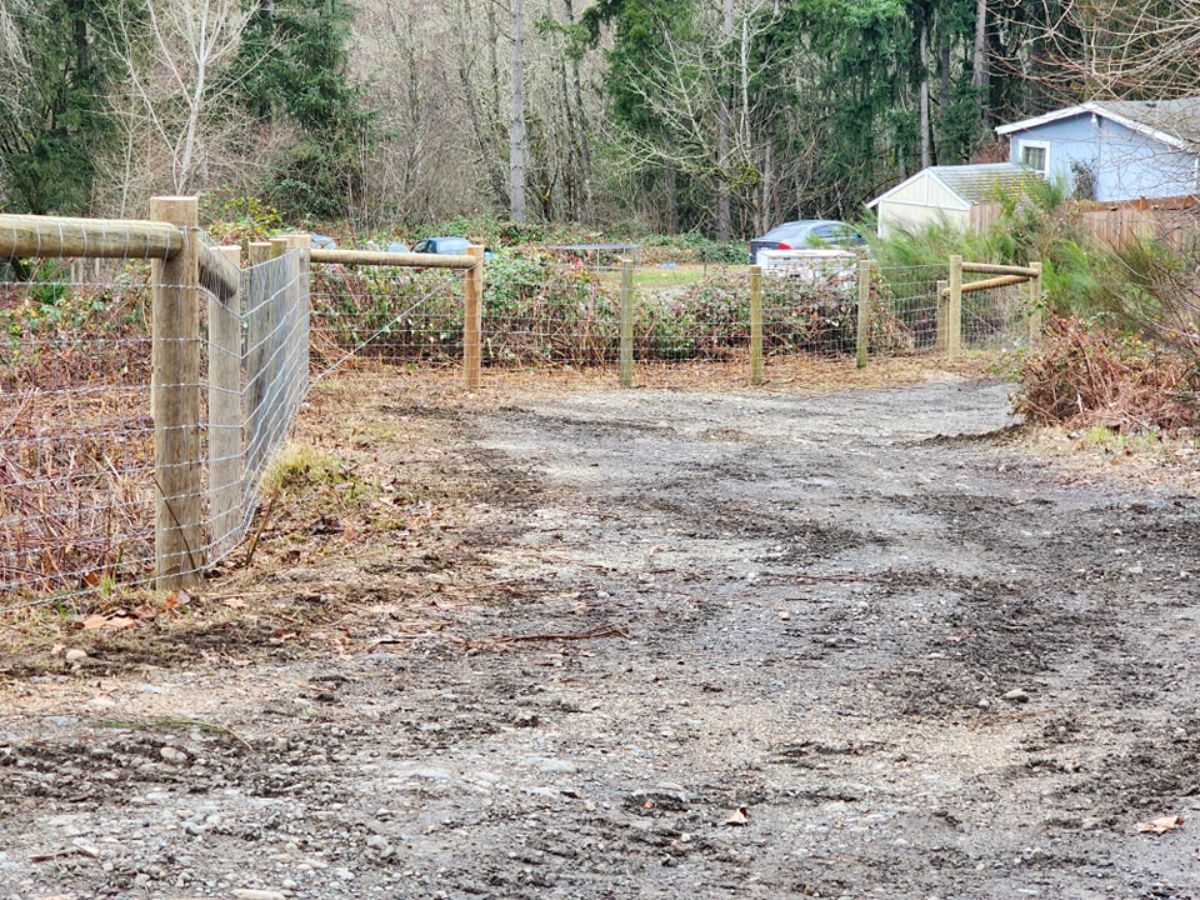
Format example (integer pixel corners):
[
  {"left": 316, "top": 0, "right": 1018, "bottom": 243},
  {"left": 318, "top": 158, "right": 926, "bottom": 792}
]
[
  {"left": 309, "top": 247, "right": 477, "bottom": 270},
  {"left": 940, "top": 273, "right": 1031, "bottom": 295},
  {"left": 0, "top": 212, "right": 183, "bottom": 260},
  {"left": 198, "top": 241, "right": 241, "bottom": 301},
  {"left": 0, "top": 209, "right": 237, "bottom": 309},
  {"left": 960, "top": 262, "right": 1040, "bottom": 279}
]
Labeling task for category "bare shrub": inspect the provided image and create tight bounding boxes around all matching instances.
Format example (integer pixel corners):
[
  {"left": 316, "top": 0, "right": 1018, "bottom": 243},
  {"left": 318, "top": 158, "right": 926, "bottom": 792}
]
[{"left": 1014, "top": 317, "right": 1199, "bottom": 432}]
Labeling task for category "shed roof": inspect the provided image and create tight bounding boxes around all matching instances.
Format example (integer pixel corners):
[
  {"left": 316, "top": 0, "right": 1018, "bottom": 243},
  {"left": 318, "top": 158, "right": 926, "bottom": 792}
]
[
  {"left": 866, "top": 163, "right": 1037, "bottom": 209},
  {"left": 996, "top": 98, "right": 1200, "bottom": 149}
]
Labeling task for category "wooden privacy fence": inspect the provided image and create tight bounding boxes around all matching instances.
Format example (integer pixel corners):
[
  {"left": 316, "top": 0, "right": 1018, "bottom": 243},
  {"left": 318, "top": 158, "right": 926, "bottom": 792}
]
[
  {"left": 972, "top": 199, "right": 1200, "bottom": 254},
  {"left": 0, "top": 198, "right": 483, "bottom": 598}
]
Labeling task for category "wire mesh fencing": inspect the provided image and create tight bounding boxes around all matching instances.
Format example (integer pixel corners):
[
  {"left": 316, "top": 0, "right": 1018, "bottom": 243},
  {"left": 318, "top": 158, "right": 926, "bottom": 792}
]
[
  {"left": 2, "top": 259, "right": 166, "bottom": 601},
  {"left": 961, "top": 281, "right": 1035, "bottom": 351},
  {"left": 1, "top": 217, "right": 1046, "bottom": 609},
  {"left": 0, "top": 235, "right": 315, "bottom": 606},
  {"left": 309, "top": 264, "right": 466, "bottom": 369},
  {"left": 872, "top": 264, "right": 947, "bottom": 355}
]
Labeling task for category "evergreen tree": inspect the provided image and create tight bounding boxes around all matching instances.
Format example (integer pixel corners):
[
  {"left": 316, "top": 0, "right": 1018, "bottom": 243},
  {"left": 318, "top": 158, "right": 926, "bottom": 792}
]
[
  {"left": 237, "top": 0, "right": 376, "bottom": 220},
  {"left": 0, "top": 0, "right": 116, "bottom": 214}
]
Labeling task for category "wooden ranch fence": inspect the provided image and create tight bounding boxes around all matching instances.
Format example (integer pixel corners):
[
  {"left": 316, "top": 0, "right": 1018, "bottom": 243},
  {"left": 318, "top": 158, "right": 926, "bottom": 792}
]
[
  {"left": 0, "top": 198, "right": 482, "bottom": 595},
  {"left": 936, "top": 256, "right": 1043, "bottom": 360},
  {"left": 1, "top": 205, "right": 1041, "bottom": 603}
]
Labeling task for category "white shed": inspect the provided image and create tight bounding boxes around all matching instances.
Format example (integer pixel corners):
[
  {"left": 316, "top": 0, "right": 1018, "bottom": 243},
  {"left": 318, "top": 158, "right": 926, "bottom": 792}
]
[{"left": 867, "top": 163, "right": 1036, "bottom": 238}]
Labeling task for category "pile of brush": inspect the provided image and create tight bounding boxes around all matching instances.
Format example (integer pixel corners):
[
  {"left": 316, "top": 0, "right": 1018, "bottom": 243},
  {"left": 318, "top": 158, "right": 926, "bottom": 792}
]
[{"left": 1014, "top": 316, "right": 1199, "bottom": 432}]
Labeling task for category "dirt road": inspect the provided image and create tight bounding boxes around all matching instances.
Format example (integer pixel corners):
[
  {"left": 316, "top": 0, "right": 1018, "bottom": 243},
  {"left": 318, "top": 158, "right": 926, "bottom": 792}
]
[{"left": 2, "top": 376, "right": 1198, "bottom": 898}]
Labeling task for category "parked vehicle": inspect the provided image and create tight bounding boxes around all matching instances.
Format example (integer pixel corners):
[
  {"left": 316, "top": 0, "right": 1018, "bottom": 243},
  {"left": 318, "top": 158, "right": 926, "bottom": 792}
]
[
  {"left": 411, "top": 236, "right": 471, "bottom": 255},
  {"left": 748, "top": 220, "right": 866, "bottom": 263}
]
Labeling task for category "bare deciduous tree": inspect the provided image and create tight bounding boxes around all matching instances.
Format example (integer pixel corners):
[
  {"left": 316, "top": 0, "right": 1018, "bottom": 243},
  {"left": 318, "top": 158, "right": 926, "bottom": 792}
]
[
  {"left": 509, "top": 0, "right": 529, "bottom": 223},
  {"left": 103, "top": 0, "right": 250, "bottom": 200}
]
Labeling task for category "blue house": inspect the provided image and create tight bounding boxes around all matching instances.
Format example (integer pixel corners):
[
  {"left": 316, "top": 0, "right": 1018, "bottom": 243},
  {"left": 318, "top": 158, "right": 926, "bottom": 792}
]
[{"left": 996, "top": 99, "right": 1200, "bottom": 202}]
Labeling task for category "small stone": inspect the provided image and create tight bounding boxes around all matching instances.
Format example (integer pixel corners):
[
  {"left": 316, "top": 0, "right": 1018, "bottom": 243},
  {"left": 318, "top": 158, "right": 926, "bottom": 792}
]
[
  {"left": 72, "top": 839, "right": 101, "bottom": 858},
  {"left": 521, "top": 756, "right": 578, "bottom": 774},
  {"left": 159, "top": 747, "right": 188, "bottom": 765},
  {"left": 333, "top": 867, "right": 355, "bottom": 881},
  {"left": 231, "top": 891, "right": 286, "bottom": 900},
  {"left": 1003, "top": 689, "right": 1030, "bottom": 703},
  {"left": 65, "top": 649, "right": 87, "bottom": 663}
]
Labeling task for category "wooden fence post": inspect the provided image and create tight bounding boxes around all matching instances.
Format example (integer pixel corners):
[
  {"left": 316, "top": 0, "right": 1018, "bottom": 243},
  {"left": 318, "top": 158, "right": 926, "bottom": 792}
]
[
  {"left": 208, "top": 245, "right": 243, "bottom": 557},
  {"left": 948, "top": 254, "right": 963, "bottom": 361},
  {"left": 619, "top": 258, "right": 634, "bottom": 388},
  {"left": 248, "top": 241, "right": 271, "bottom": 265},
  {"left": 150, "top": 196, "right": 204, "bottom": 589},
  {"left": 749, "top": 265, "right": 763, "bottom": 385},
  {"left": 463, "top": 245, "right": 484, "bottom": 390},
  {"left": 856, "top": 258, "right": 872, "bottom": 369},
  {"left": 1028, "top": 261, "right": 1044, "bottom": 351},
  {"left": 284, "top": 234, "right": 311, "bottom": 391},
  {"left": 935, "top": 279, "right": 949, "bottom": 355}
]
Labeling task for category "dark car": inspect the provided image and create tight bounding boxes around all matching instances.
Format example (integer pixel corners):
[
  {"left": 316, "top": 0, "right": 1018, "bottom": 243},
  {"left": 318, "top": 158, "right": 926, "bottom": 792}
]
[
  {"left": 749, "top": 220, "right": 866, "bottom": 263},
  {"left": 412, "top": 236, "right": 471, "bottom": 255}
]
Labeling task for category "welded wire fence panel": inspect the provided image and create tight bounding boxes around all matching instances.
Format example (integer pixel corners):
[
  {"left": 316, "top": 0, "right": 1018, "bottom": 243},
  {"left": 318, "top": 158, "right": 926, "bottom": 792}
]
[
  {"left": 762, "top": 263, "right": 856, "bottom": 359},
  {"left": 1, "top": 261, "right": 160, "bottom": 599},
  {"left": 0, "top": 241, "right": 316, "bottom": 606},
  {"left": 962, "top": 282, "right": 1031, "bottom": 351},
  {"left": 242, "top": 249, "right": 306, "bottom": 504},
  {"left": 635, "top": 268, "right": 748, "bottom": 364},
  {"left": 873, "top": 264, "right": 947, "bottom": 354},
  {"left": 486, "top": 260, "right": 620, "bottom": 366},
  {"left": 310, "top": 265, "right": 463, "bottom": 367}
]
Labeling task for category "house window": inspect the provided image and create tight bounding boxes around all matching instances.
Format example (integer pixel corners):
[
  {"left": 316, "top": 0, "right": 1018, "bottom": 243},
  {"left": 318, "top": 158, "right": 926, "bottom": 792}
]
[{"left": 1020, "top": 140, "right": 1050, "bottom": 177}]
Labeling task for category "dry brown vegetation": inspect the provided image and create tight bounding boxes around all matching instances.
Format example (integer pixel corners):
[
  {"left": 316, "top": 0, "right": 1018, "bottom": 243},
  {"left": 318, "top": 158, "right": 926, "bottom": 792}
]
[{"left": 1014, "top": 316, "right": 1200, "bottom": 434}]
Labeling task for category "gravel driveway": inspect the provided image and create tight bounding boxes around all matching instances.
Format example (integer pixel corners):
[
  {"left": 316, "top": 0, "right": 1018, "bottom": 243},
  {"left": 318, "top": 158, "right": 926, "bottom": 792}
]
[{"left": 2, "top": 376, "right": 1198, "bottom": 898}]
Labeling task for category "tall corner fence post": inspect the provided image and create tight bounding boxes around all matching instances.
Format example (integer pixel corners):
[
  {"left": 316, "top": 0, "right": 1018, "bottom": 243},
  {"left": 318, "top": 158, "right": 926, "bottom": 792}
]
[
  {"left": 463, "top": 244, "right": 484, "bottom": 391},
  {"left": 935, "top": 279, "right": 949, "bottom": 355},
  {"left": 208, "top": 244, "right": 243, "bottom": 558},
  {"left": 1028, "top": 260, "right": 1044, "bottom": 351},
  {"left": 150, "top": 195, "right": 204, "bottom": 590},
  {"left": 855, "top": 257, "right": 872, "bottom": 369},
  {"left": 948, "top": 254, "right": 963, "bottom": 361},
  {"left": 619, "top": 258, "right": 634, "bottom": 388},
  {"left": 749, "top": 264, "right": 763, "bottom": 386}
]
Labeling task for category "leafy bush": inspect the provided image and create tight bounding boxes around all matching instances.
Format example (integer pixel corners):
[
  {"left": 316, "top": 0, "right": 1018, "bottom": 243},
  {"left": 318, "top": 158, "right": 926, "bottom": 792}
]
[
  {"left": 204, "top": 196, "right": 285, "bottom": 243},
  {"left": 637, "top": 233, "right": 747, "bottom": 265}
]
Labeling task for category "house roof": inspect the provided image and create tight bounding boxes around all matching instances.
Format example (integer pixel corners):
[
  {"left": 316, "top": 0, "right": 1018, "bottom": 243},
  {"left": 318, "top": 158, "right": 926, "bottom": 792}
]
[
  {"left": 996, "top": 98, "right": 1200, "bottom": 149},
  {"left": 866, "top": 163, "right": 1037, "bottom": 209}
]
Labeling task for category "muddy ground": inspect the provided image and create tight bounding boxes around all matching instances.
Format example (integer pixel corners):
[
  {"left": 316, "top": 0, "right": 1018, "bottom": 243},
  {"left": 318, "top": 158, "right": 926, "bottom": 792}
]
[{"left": 2, "top": 371, "right": 1199, "bottom": 899}]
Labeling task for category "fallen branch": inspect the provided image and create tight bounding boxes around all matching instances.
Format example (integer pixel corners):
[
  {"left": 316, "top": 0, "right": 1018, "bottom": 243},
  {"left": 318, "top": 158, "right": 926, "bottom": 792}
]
[{"left": 453, "top": 623, "right": 631, "bottom": 649}]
